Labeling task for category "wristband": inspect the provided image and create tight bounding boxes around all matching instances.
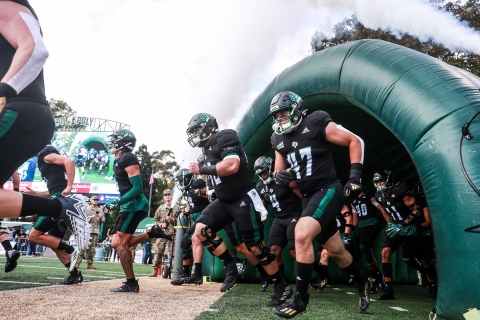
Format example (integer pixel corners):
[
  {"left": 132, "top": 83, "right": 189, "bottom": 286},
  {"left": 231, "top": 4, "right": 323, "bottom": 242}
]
[
  {"left": 349, "top": 163, "right": 363, "bottom": 180},
  {"left": 345, "top": 224, "right": 355, "bottom": 230},
  {"left": 14, "top": 188, "right": 20, "bottom": 192},
  {"left": 0, "top": 83, "right": 17, "bottom": 98},
  {"left": 199, "top": 165, "right": 218, "bottom": 176}
]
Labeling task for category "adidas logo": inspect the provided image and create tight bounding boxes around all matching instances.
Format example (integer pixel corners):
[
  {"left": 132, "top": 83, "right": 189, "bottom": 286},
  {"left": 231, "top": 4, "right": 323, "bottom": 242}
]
[
  {"left": 291, "top": 218, "right": 297, "bottom": 222},
  {"left": 209, "top": 146, "right": 212, "bottom": 150},
  {"left": 240, "top": 201, "right": 246, "bottom": 207},
  {"left": 391, "top": 194, "right": 395, "bottom": 197},
  {"left": 296, "top": 276, "right": 302, "bottom": 281},
  {"left": 276, "top": 141, "right": 284, "bottom": 150},
  {"left": 302, "top": 127, "right": 310, "bottom": 134}
]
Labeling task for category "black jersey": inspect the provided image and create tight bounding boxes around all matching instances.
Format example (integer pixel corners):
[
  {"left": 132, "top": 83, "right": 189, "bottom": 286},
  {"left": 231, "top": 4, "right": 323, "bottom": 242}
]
[
  {"left": 202, "top": 129, "right": 254, "bottom": 202},
  {"left": 375, "top": 182, "right": 412, "bottom": 221},
  {"left": 114, "top": 152, "right": 139, "bottom": 195},
  {"left": 37, "top": 145, "right": 67, "bottom": 194},
  {"left": 271, "top": 111, "right": 337, "bottom": 194},
  {"left": 256, "top": 180, "right": 299, "bottom": 218},
  {"left": 351, "top": 191, "right": 378, "bottom": 221},
  {"left": 0, "top": 0, "right": 46, "bottom": 100},
  {"left": 336, "top": 214, "right": 346, "bottom": 233},
  {"left": 184, "top": 178, "right": 210, "bottom": 213}
]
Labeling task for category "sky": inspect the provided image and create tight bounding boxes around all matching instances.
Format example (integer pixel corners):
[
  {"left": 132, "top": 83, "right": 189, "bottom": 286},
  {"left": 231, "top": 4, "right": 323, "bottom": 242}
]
[{"left": 32, "top": 0, "right": 480, "bottom": 167}]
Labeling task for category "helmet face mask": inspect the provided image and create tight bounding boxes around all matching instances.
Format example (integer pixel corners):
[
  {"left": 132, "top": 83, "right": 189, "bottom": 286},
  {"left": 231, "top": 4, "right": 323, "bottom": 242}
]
[
  {"left": 186, "top": 113, "right": 218, "bottom": 148},
  {"left": 175, "top": 168, "right": 193, "bottom": 191},
  {"left": 372, "top": 169, "right": 392, "bottom": 192},
  {"left": 254, "top": 156, "right": 273, "bottom": 184},
  {"left": 269, "top": 92, "right": 303, "bottom": 135},
  {"left": 104, "top": 129, "right": 136, "bottom": 154}
]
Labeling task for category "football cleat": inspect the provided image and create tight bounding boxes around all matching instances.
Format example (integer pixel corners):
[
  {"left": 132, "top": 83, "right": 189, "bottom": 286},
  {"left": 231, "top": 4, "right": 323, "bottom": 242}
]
[
  {"left": 148, "top": 224, "right": 173, "bottom": 241},
  {"left": 358, "top": 278, "right": 371, "bottom": 312},
  {"left": 309, "top": 277, "right": 327, "bottom": 292},
  {"left": 111, "top": 279, "right": 139, "bottom": 292},
  {"left": 377, "top": 285, "right": 395, "bottom": 300},
  {"left": 170, "top": 273, "right": 190, "bottom": 286},
  {"left": 260, "top": 274, "right": 270, "bottom": 292},
  {"left": 68, "top": 247, "right": 79, "bottom": 272},
  {"left": 235, "top": 258, "right": 247, "bottom": 278},
  {"left": 183, "top": 273, "right": 203, "bottom": 285},
  {"left": 274, "top": 292, "right": 309, "bottom": 319},
  {"left": 58, "top": 271, "right": 83, "bottom": 285},
  {"left": 57, "top": 194, "right": 91, "bottom": 251},
  {"left": 267, "top": 281, "right": 293, "bottom": 306},
  {"left": 220, "top": 272, "right": 238, "bottom": 292},
  {"left": 429, "top": 283, "right": 437, "bottom": 300},
  {"left": 5, "top": 249, "right": 20, "bottom": 273}
]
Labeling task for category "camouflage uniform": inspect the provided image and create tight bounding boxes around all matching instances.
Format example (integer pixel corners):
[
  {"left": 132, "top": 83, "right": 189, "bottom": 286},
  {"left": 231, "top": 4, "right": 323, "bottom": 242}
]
[
  {"left": 77, "top": 204, "right": 105, "bottom": 267},
  {"left": 151, "top": 203, "right": 181, "bottom": 271}
]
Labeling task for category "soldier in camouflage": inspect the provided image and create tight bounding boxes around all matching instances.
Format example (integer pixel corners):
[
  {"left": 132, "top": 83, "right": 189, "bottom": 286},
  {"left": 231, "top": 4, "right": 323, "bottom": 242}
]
[
  {"left": 149, "top": 189, "right": 181, "bottom": 277},
  {"left": 76, "top": 195, "right": 105, "bottom": 269}
]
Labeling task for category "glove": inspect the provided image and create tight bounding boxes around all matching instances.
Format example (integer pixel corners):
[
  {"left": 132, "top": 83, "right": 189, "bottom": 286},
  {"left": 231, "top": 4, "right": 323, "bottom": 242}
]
[
  {"left": 344, "top": 163, "right": 363, "bottom": 199},
  {"left": 386, "top": 223, "right": 403, "bottom": 237},
  {"left": 106, "top": 199, "right": 119, "bottom": 210},
  {"left": 340, "top": 233, "right": 353, "bottom": 248},
  {"left": 398, "top": 224, "right": 420, "bottom": 237},
  {"left": 275, "top": 169, "right": 295, "bottom": 186},
  {"left": 189, "top": 189, "right": 202, "bottom": 197}
]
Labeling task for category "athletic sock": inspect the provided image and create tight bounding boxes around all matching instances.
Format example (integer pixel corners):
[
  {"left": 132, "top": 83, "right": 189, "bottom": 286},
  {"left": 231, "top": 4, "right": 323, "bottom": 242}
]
[
  {"left": 343, "top": 261, "right": 366, "bottom": 285},
  {"left": 255, "top": 262, "right": 268, "bottom": 276},
  {"left": 194, "top": 263, "right": 202, "bottom": 275},
  {"left": 183, "top": 264, "right": 191, "bottom": 275},
  {"left": 21, "top": 194, "right": 62, "bottom": 218},
  {"left": 312, "top": 261, "right": 323, "bottom": 274},
  {"left": 57, "top": 241, "right": 74, "bottom": 254},
  {"left": 127, "top": 277, "right": 136, "bottom": 283},
  {"left": 382, "top": 262, "right": 393, "bottom": 279},
  {"left": 320, "top": 264, "right": 329, "bottom": 280},
  {"left": 1, "top": 240, "right": 12, "bottom": 251},
  {"left": 218, "top": 250, "right": 236, "bottom": 273},
  {"left": 296, "top": 262, "right": 314, "bottom": 297}
]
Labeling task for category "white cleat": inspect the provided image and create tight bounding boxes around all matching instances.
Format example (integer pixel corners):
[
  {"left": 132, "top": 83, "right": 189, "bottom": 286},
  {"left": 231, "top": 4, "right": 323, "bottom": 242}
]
[
  {"left": 69, "top": 247, "right": 79, "bottom": 272},
  {"left": 58, "top": 194, "right": 91, "bottom": 251}
]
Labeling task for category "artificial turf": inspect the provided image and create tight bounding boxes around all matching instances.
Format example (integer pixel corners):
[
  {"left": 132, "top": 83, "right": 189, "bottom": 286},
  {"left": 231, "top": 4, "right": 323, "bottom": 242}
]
[{"left": 195, "top": 282, "right": 437, "bottom": 320}]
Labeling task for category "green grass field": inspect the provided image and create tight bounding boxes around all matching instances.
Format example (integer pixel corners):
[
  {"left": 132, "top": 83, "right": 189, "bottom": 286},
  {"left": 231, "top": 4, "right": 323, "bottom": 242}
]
[
  {"left": 0, "top": 256, "right": 436, "bottom": 319},
  {"left": 0, "top": 255, "right": 151, "bottom": 291},
  {"left": 196, "top": 282, "right": 436, "bottom": 320}
]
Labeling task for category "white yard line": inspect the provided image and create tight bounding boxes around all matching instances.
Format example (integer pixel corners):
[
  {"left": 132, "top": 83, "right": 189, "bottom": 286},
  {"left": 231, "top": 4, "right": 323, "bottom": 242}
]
[{"left": 390, "top": 306, "right": 409, "bottom": 312}]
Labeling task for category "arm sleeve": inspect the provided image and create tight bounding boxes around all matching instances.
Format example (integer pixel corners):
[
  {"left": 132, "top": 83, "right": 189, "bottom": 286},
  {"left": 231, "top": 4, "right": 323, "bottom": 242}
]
[{"left": 117, "top": 175, "right": 143, "bottom": 205}]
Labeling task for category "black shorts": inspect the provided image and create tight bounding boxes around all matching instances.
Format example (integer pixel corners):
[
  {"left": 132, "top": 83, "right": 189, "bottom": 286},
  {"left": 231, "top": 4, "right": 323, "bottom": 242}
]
[
  {"left": 33, "top": 216, "right": 66, "bottom": 239},
  {"left": 402, "top": 234, "right": 427, "bottom": 260},
  {"left": 0, "top": 98, "right": 54, "bottom": 184},
  {"left": 112, "top": 210, "right": 147, "bottom": 235},
  {"left": 196, "top": 189, "right": 264, "bottom": 247},
  {"left": 301, "top": 181, "right": 344, "bottom": 245},
  {"left": 269, "top": 214, "right": 300, "bottom": 250},
  {"left": 357, "top": 223, "right": 380, "bottom": 247},
  {"left": 223, "top": 222, "right": 242, "bottom": 247}
]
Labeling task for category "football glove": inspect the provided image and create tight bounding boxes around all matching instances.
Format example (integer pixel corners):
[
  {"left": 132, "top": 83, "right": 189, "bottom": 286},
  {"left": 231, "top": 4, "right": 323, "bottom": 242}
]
[
  {"left": 386, "top": 223, "right": 403, "bottom": 237},
  {"left": 398, "top": 224, "right": 420, "bottom": 237},
  {"left": 344, "top": 163, "right": 363, "bottom": 199},
  {"left": 106, "top": 199, "right": 119, "bottom": 210},
  {"left": 275, "top": 169, "right": 295, "bottom": 186}
]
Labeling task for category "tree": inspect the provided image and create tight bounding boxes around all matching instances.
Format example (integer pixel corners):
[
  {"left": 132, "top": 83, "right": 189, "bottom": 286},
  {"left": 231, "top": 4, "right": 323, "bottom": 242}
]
[
  {"left": 152, "top": 150, "right": 180, "bottom": 182},
  {"left": 311, "top": 0, "right": 480, "bottom": 77},
  {"left": 49, "top": 98, "right": 75, "bottom": 118}
]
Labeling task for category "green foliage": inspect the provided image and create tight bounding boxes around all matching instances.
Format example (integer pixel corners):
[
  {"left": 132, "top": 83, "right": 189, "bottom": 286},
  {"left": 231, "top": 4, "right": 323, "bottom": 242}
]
[
  {"left": 49, "top": 98, "right": 75, "bottom": 118},
  {"left": 311, "top": 0, "right": 480, "bottom": 77}
]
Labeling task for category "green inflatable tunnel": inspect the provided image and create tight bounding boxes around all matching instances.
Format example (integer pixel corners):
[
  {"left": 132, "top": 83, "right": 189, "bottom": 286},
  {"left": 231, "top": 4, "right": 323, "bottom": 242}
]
[{"left": 233, "top": 39, "right": 480, "bottom": 319}]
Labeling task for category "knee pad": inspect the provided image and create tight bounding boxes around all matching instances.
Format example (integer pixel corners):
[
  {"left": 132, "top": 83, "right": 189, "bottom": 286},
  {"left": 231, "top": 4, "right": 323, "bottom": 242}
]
[
  {"left": 182, "top": 247, "right": 192, "bottom": 260},
  {"left": 253, "top": 243, "right": 276, "bottom": 267},
  {"left": 202, "top": 236, "right": 223, "bottom": 254},
  {"left": 181, "top": 236, "right": 192, "bottom": 250}
]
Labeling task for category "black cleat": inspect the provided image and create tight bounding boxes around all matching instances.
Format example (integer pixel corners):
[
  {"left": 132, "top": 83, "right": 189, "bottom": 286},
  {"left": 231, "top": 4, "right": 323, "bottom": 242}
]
[
  {"left": 377, "top": 285, "right": 395, "bottom": 300},
  {"left": 170, "top": 273, "right": 190, "bottom": 286},
  {"left": 274, "top": 291, "right": 309, "bottom": 319},
  {"left": 309, "top": 277, "right": 327, "bottom": 292},
  {"left": 5, "top": 250, "right": 20, "bottom": 273},
  {"left": 267, "top": 281, "right": 293, "bottom": 306},
  {"left": 358, "top": 278, "right": 371, "bottom": 312},
  {"left": 421, "top": 270, "right": 429, "bottom": 288},
  {"left": 368, "top": 277, "right": 377, "bottom": 294},
  {"left": 184, "top": 273, "right": 203, "bottom": 285},
  {"left": 58, "top": 272, "right": 83, "bottom": 285},
  {"left": 429, "top": 283, "right": 437, "bottom": 300},
  {"left": 57, "top": 194, "right": 90, "bottom": 251},
  {"left": 374, "top": 272, "right": 385, "bottom": 289},
  {"left": 148, "top": 224, "right": 173, "bottom": 241},
  {"left": 235, "top": 258, "right": 247, "bottom": 278},
  {"left": 111, "top": 279, "right": 139, "bottom": 292},
  {"left": 260, "top": 274, "right": 270, "bottom": 292},
  {"left": 220, "top": 272, "right": 238, "bottom": 292}
]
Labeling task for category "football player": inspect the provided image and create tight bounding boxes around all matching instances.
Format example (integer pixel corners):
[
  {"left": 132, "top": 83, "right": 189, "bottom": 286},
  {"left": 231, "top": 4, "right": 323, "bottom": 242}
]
[
  {"left": 269, "top": 91, "right": 371, "bottom": 318},
  {"left": 187, "top": 113, "right": 292, "bottom": 303},
  {"left": 25, "top": 145, "right": 82, "bottom": 284},
  {"left": 372, "top": 169, "right": 437, "bottom": 300},
  {"left": 104, "top": 129, "right": 172, "bottom": 292},
  {"left": 254, "top": 156, "right": 301, "bottom": 300}
]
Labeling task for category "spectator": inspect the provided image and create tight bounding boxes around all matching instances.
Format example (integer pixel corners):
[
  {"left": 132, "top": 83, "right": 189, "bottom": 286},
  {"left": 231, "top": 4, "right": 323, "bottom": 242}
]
[
  {"left": 7, "top": 226, "right": 17, "bottom": 241},
  {"left": 102, "top": 236, "right": 112, "bottom": 261},
  {"left": 142, "top": 238, "right": 152, "bottom": 265},
  {"left": 15, "top": 230, "right": 26, "bottom": 252}
]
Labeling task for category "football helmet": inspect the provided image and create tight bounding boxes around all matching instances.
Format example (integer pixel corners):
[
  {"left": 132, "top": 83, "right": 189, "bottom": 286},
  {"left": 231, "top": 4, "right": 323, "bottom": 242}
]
[
  {"left": 186, "top": 113, "right": 218, "bottom": 148},
  {"left": 175, "top": 168, "right": 193, "bottom": 191},
  {"left": 254, "top": 156, "right": 273, "bottom": 184},
  {"left": 269, "top": 91, "right": 304, "bottom": 135},
  {"left": 372, "top": 169, "right": 393, "bottom": 192},
  {"left": 104, "top": 129, "right": 136, "bottom": 154}
]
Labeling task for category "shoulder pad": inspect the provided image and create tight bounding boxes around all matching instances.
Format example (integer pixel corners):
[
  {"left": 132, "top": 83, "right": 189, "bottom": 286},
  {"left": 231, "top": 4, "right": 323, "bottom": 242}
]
[
  {"left": 38, "top": 145, "right": 59, "bottom": 158},
  {"left": 216, "top": 129, "right": 240, "bottom": 150},
  {"left": 118, "top": 152, "right": 139, "bottom": 167}
]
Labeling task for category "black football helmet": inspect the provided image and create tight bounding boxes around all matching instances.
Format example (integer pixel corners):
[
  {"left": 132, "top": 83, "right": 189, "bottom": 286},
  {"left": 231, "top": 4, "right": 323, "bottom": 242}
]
[
  {"left": 372, "top": 168, "right": 393, "bottom": 192},
  {"left": 186, "top": 113, "right": 218, "bottom": 148},
  {"left": 104, "top": 129, "right": 136, "bottom": 154},
  {"left": 254, "top": 156, "right": 273, "bottom": 184},
  {"left": 175, "top": 168, "right": 193, "bottom": 191},
  {"left": 269, "top": 91, "right": 304, "bottom": 135}
]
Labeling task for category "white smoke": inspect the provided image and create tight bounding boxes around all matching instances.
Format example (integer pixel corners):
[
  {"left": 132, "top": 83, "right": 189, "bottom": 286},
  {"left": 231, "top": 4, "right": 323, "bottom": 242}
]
[{"left": 310, "top": 0, "right": 480, "bottom": 54}]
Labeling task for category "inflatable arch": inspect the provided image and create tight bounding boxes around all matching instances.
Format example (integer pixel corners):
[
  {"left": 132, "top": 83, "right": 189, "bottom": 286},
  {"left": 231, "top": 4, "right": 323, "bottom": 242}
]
[{"left": 235, "top": 39, "right": 480, "bottom": 319}]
